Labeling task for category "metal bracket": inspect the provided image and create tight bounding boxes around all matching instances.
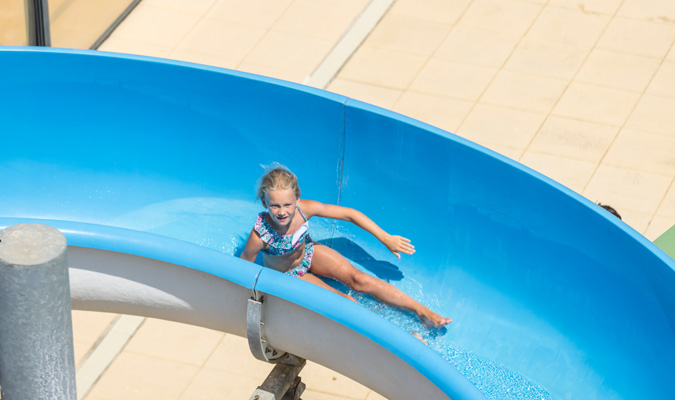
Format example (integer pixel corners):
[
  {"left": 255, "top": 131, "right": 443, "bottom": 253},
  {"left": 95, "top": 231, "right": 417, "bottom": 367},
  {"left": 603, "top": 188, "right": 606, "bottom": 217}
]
[
  {"left": 247, "top": 292, "right": 286, "bottom": 363},
  {"left": 249, "top": 354, "right": 307, "bottom": 400},
  {"left": 246, "top": 286, "right": 307, "bottom": 400}
]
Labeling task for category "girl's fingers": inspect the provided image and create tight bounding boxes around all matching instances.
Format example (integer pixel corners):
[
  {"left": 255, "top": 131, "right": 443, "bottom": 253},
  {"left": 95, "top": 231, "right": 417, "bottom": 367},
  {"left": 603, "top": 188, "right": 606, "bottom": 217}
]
[
  {"left": 390, "top": 236, "right": 414, "bottom": 257},
  {"left": 396, "top": 245, "right": 414, "bottom": 255},
  {"left": 398, "top": 236, "right": 413, "bottom": 245}
]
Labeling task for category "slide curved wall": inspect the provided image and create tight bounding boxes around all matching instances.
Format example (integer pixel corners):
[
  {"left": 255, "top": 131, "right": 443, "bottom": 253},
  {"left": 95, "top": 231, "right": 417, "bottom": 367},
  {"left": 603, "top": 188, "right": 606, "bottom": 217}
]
[{"left": 1, "top": 47, "right": 674, "bottom": 400}]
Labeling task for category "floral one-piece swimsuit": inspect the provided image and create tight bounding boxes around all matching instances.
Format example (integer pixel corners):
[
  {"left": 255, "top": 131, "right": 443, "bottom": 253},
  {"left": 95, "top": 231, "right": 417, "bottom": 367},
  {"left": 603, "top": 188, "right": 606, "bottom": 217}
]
[{"left": 253, "top": 205, "right": 313, "bottom": 277}]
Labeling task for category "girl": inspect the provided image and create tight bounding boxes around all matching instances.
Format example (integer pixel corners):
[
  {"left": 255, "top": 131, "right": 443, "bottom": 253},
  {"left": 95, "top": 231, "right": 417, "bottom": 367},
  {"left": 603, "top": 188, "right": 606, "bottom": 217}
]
[{"left": 240, "top": 164, "right": 452, "bottom": 329}]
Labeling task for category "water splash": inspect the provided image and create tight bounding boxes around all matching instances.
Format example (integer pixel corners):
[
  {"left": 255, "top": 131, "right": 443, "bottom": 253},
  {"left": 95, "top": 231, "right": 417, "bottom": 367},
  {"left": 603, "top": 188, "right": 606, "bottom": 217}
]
[{"left": 351, "top": 276, "right": 553, "bottom": 400}]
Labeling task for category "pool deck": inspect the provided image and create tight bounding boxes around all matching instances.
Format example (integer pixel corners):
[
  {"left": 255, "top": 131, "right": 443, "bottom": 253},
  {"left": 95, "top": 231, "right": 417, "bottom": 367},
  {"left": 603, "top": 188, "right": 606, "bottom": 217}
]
[{"left": 72, "top": 0, "right": 675, "bottom": 399}]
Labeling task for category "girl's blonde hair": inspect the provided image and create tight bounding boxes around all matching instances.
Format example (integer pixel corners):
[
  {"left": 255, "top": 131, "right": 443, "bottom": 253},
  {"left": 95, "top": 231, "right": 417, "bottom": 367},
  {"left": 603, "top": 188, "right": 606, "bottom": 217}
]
[{"left": 256, "top": 163, "right": 301, "bottom": 200}]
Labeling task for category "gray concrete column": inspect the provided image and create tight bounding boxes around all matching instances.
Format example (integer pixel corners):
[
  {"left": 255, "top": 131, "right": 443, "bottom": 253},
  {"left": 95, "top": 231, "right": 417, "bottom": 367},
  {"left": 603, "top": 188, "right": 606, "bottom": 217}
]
[{"left": 0, "top": 223, "right": 76, "bottom": 399}]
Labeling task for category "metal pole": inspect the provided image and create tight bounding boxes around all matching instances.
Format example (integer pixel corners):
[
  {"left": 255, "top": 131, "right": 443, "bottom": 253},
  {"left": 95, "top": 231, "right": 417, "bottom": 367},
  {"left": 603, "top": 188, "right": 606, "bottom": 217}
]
[
  {"left": 24, "top": 0, "right": 51, "bottom": 46},
  {"left": 0, "top": 224, "right": 76, "bottom": 399}
]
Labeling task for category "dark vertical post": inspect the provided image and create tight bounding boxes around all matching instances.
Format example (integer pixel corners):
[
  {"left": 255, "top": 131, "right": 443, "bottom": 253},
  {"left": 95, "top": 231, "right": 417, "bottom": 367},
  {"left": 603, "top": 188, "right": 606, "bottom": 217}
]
[{"left": 25, "top": 0, "right": 51, "bottom": 46}]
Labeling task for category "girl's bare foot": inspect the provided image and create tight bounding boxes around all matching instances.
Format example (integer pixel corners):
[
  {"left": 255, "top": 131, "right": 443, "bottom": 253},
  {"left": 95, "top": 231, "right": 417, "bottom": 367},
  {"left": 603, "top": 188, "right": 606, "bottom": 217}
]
[
  {"left": 419, "top": 308, "right": 452, "bottom": 328},
  {"left": 412, "top": 333, "right": 428, "bottom": 345}
]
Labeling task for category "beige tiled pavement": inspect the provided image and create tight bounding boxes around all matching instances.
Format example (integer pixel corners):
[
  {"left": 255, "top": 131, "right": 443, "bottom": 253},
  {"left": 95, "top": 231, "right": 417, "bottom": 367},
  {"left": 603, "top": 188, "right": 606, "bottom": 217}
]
[{"left": 72, "top": 0, "right": 675, "bottom": 398}]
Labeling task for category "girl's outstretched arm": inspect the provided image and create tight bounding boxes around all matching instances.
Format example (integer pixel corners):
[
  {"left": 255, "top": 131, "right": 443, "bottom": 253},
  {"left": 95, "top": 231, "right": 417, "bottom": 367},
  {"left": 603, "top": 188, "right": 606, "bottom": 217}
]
[
  {"left": 240, "top": 229, "right": 264, "bottom": 262},
  {"left": 300, "top": 199, "right": 415, "bottom": 259}
]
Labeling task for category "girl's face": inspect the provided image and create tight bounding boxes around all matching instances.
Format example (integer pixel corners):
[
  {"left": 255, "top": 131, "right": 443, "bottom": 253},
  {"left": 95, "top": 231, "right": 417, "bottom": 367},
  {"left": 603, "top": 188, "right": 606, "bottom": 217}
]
[{"left": 262, "top": 188, "right": 298, "bottom": 227}]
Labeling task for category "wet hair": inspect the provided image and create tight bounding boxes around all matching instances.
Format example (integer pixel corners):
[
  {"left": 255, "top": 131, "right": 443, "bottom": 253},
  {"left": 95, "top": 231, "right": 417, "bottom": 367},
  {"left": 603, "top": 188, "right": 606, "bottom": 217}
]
[
  {"left": 256, "top": 163, "right": 301, "bottom": 200},
  {"left": 598, "top": 203, "right": 622, "bottom": 220}
]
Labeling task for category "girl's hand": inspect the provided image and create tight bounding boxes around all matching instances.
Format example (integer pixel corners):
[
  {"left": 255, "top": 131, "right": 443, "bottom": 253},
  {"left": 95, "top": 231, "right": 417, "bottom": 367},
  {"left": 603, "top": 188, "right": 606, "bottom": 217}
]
[{"left": 385, "top": 235, "right": 415, "bottom": 259}]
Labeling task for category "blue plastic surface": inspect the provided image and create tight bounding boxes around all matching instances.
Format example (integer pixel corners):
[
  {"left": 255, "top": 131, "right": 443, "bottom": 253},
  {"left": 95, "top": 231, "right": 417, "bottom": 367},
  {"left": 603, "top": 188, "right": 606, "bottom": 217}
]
[
  {"left": 0, "top": 217, "right": 261, "bottom": 289},
  {"left": 1, "top": 47, "right": 674, "bottom": 399}
]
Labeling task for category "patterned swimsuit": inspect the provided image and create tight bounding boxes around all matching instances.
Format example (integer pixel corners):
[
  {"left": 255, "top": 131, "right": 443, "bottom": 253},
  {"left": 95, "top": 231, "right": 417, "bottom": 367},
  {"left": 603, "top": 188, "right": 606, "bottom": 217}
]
[{"left": 253, "top": 205, "right": 314, "bottom": 277}]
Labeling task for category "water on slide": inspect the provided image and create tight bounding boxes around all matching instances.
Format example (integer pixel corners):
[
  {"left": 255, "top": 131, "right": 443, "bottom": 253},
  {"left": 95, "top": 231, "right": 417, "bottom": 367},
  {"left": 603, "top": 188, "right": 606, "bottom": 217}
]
[{"left": 110, "top": 196, "right": 558, "bottom": 400}]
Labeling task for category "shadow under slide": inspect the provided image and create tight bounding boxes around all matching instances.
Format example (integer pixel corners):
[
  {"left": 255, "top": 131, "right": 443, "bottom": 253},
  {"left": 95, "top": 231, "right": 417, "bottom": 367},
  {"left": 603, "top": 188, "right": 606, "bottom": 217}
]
[{"left": 1, "top": 47, "right": 674, "bottom": 400}]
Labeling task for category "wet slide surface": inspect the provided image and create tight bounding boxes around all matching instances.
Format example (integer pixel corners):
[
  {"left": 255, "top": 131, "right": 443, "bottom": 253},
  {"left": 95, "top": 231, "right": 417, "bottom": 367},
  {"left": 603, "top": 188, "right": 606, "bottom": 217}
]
[{"left": 2, "top": 47, "right": 675, "bottom": 399}]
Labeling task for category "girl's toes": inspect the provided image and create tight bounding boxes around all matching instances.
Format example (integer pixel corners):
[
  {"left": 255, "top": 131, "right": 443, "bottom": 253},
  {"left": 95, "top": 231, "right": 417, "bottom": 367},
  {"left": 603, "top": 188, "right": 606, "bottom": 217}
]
[{"left": 412, "top": 333, "right": 428, "bottom": 345}]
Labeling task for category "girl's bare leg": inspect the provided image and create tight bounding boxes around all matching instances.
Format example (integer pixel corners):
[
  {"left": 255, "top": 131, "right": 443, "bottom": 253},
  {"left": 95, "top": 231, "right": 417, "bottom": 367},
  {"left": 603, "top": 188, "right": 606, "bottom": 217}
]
[
  {"left": 299, "top": 271, "right": 429, "bottom": 344},
  {"left": 299, "top": 272, "right": 358, "bottom": 303},
  {"left": 310, "top": 244, "right": 452, "bottom": 328}
]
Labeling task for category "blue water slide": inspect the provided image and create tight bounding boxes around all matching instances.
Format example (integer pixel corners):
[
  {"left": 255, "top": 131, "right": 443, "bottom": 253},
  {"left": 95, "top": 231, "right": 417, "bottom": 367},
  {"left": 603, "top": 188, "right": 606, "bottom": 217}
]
[{"left": 1, "top": 47, "right": 674, "bottom": 400}]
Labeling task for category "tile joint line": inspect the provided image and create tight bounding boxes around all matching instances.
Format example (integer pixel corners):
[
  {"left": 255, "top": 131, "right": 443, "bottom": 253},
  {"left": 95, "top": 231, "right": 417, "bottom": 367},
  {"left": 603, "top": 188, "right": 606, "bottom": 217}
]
[
  {"left": 75, "top": 314, "right": 145, "bottom": 400},
  {"left": 304, "top": 0, "right": 395, "bottom": 89}
]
